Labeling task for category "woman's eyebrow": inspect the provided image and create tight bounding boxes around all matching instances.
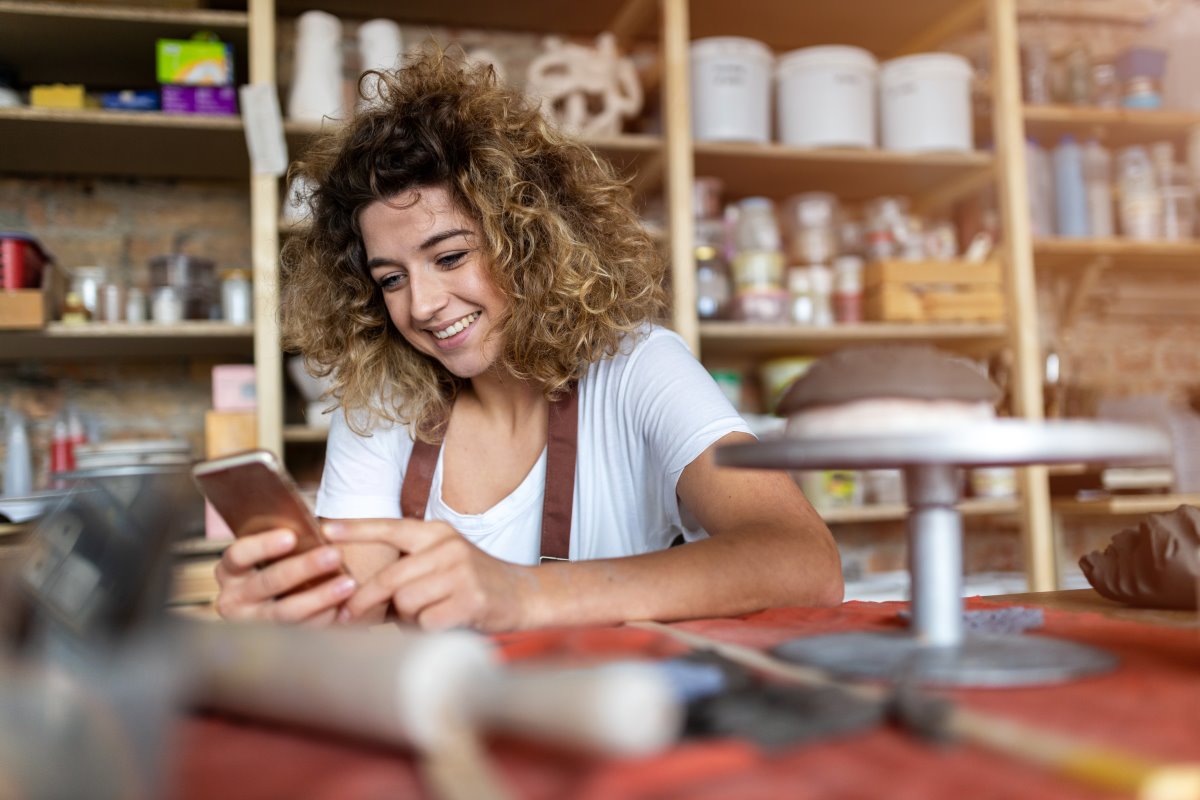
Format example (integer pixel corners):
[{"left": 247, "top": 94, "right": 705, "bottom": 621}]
[{"left": 419, "top": 228, "right": 474, "bottom": 250}]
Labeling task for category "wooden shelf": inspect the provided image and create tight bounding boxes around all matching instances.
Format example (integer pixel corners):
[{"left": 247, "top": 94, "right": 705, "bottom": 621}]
[
  {"left": 1023, "top": 105, "right": 1200, "bottom": 148},
  {"left": 283, "top": 425, "right": 329, "bottom": 443},
  {"left": 692, "top": 142, "right": 993, "bottom": 203},
  {"left": 1033, "top": 238, "right": 1200, "bottom": 270},
  {"left": 688, "top": 0, "right": 982, "bottom": 56},
  {"left": 0, "top": 107, "right": 248, "bottom": 179},
  {"left": 285, "top": 122, "right": 662, "bottom": 185},
  {"left": 275, "top": 0, "right": 657, "bottom": 40},
  {"left": 0, "top": 1, "right": 249, "bottom": 90},
  {"left": 698, "top": 321, "right": 1008, "bottom": 359},
  {"left": 823, "top": 497, "right": 1020, "bottom": 524},
  {"left": 1052, "top": 493, "right": 1200, "bottom": 517},
  {"left": 0, "top": 322, "right": 254, "bottom": 361}
]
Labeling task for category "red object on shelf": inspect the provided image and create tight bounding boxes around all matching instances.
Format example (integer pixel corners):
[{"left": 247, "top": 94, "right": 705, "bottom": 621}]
[{"left": 0, "top": 232, "right": 51, "bottom": 290}]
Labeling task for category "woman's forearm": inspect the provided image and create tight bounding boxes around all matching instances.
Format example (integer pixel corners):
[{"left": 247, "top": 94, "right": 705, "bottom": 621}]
[{"left": 521, "top": 522, "right": 843, "bottom": 629}]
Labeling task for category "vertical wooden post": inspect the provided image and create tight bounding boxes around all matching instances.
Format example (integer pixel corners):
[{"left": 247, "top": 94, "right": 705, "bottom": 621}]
[
  {"left": 660, "top": 0, "right": 698, "bottom": 353},
  {"left": 987, "top": 0, "right": 1057, "bottom": 591},
  {"left": 249, "top": 0, "right": 283, "bottom": 459}
]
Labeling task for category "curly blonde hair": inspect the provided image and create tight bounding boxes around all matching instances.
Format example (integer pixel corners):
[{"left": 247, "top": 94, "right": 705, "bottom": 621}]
[{"left": 282, "top": 48, "right": 666, "bottom": 441}]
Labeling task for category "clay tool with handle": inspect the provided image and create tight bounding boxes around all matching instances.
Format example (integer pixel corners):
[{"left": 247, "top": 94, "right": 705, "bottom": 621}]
[{"left": 630, "top": 620, "right": 1200, "bottom": 800}]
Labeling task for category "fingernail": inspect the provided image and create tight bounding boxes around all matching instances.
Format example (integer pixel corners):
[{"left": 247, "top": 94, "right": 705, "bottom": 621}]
[
  {"left": 275, "top": 530, "right": 296, "bottom": 549},
  {"left": 322, "top": 522, "right": 343, "bottom": 539},
  {"left": 333, "top": 577, "right": 356, "bottom": 596},
  {"left": 317, "top": 547, "right": 341, "bottom": 567}
]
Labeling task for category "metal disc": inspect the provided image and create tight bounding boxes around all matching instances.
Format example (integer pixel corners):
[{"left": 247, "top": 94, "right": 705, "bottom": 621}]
[{"left": 772, "top": 631, "right": 1118, "bottom": 688}]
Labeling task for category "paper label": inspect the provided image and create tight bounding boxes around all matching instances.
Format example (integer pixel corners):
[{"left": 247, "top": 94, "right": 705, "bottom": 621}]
[{"left": 239, "top": 83, "right": 289, "bottom": 176}]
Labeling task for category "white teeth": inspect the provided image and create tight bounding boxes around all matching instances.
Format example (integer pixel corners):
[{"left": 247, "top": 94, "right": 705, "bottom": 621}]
[{"left": 432, "top": 312, "right": 479, "bottom": 340}]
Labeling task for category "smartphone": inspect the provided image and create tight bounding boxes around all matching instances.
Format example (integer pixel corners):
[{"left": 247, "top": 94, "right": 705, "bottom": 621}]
[{"left": 192, "top": 449, "right": 347, "bottom": 581}]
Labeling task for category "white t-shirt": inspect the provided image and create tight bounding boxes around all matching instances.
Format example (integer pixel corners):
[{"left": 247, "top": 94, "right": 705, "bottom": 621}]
[{"left": 315, "top": 326, "right": 751, "bottom": 565}]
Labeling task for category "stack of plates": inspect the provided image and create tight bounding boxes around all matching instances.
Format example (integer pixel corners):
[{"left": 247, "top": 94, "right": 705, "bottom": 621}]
[{"left": 73, "top": 439, "right": 193, "bottom": 471}]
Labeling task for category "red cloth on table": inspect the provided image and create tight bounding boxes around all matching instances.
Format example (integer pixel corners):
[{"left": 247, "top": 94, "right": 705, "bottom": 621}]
[{"left": 171, "top": 599, "right": 1200, "bottom": 799}]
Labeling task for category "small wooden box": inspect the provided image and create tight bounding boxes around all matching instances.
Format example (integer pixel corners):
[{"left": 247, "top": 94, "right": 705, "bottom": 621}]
[
  {"left": 864, "top": 260, "right": 1005, "bottom": 323},
  {"left": 0, "top": 290, "right": 48, "bottom": 329}
]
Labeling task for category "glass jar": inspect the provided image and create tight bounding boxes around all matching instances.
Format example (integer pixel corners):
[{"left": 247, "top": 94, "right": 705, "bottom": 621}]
[
  {"left": 221, "top": 269, "right": 253, "bottom": 324},
  {"left": 782, "top": 192, "right": 839, "bottom": 265},
  {"left": 695, "top": 245, "right": 732, "bottom": 320}
]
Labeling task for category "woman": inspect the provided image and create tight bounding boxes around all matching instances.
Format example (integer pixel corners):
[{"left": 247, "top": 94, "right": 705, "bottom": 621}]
[{"left": 214, "top": 49, "right": 842, "bottom": 631}]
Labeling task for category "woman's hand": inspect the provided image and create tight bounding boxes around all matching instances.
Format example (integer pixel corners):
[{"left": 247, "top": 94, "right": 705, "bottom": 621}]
[
  {"left": 324, "top": 519, "right": 536, "bottom": 632},
  {"left": 213, "top": 528, "right": 359, "bottom": 624}
]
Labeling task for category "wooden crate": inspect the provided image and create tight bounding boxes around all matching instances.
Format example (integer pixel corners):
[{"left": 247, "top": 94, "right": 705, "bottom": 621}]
[{"left": 864, "top": 260, "right": 1005, "bottom": 323}]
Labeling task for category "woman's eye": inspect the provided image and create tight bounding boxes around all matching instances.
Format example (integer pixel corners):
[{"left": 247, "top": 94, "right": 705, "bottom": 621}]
[
  {"left": 437, "top": 251, "right": 466, "bottom": 269},
  {"left": 379, "top": 273, "right": 407, "bottom": 290}
]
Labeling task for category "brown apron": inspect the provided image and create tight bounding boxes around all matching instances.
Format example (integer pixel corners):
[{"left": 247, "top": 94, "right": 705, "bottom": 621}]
[{"left": 399, "top": 384, "right": 579, "bottom": 562}]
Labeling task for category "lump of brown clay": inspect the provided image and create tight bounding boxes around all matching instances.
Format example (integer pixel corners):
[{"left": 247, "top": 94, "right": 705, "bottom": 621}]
[
  {"left": 1079, "top": 505, "right": 1200, "bottom": 610},
  {"left": 777, "top": 345, "right": 1001, "bottom": 414}
]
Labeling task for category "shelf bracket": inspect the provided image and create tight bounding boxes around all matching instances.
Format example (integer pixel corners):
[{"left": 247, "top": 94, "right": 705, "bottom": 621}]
[
  {"left": 608, "top": 0, "right": 658, "bottom": 51},
  {"left": 629, "top": 149, "right": 665, "bottom": 196},
  {"left": 912, "top": 164, "right": 996, "bottom": 215},
  {"left": 1058, "top": 256, "right": 1109, "bottom": 337},
  {"left": 891, "top": 0, "right": 986, "bottom": 58}
]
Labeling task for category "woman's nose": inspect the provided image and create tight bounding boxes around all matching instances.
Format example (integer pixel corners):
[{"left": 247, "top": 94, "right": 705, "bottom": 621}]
[{"left": 407, "top": 271, "right": 448, "bottom": 321}]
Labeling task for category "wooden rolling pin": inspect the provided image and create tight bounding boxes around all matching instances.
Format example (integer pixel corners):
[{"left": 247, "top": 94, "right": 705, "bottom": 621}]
[{"left": 182, "top": 619, "right": 682, "bottom": 756}]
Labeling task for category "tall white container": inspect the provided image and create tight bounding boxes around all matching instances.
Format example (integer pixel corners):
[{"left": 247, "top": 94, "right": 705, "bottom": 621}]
[
  {"left": 776, "top": 45, "right": 877, "bottom": 148},
  {"left": 690, "top": 37, "right": 773, "bottom": 143},
  {"left": 879, "top": 53, "right": 973, "bottom": 152},
  {"left": 288, "top": 10, "right": 345, "bottom": 123}
]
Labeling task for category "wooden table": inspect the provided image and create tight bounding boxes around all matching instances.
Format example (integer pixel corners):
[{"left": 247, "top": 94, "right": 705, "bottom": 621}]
[
  {"left": 170, "top": 595, "right": 1200, "bottom": 800},
  {"left": 991, "top": 588, "right": 1198, "bottom": 628}
]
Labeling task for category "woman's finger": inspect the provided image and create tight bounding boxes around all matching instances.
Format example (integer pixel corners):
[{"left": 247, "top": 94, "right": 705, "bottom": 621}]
[
  {"left": 323, "top": 519, "right": 451, "bottom": 553},
  {"left": 220, "top": 529, "right": 298, "bottom": 574},
  {"left": 266, "top": 573, "right": 358, "bottom": 624},
  {"left": 339, "top": 536, "right": 460, "bottom": 620},
  {"left": 249, "top": 545, "right": 345, "bottom": 601}
]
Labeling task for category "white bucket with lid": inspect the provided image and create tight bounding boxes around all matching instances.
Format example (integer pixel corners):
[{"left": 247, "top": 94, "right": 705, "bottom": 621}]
[
  {"left": 690, "top": 37, "right": 773, "bottom": 143},
  {"left": 777, "top": 45, "right": 877, "bottom": 148},
  {"left": 879, "top": 52, "right": 973, "bottom": 152}
]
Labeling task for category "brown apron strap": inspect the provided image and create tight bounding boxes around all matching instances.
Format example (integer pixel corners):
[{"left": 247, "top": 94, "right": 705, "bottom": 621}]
[
  {"left": 540, "top": 382, "right": 578, "bottom": 562},
  {"left": 398, "top": 382, "right": 579, "bottom": 562},
  {"left": 400, "top": 438, "right": 440, "bottom": 519}
]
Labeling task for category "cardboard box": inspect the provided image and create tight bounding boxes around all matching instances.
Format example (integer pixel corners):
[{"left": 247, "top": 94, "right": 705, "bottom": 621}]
[
  {"left": 161, "top": 85, "right": 237, "bottom": 115},
  {"left": 156, "top": 38, "right": 234, "bottom": 86},
  {"left": 0, "top": 290, "right": 47, "bottom": 329},
  {"left": 30, "top": 84, "right": 87, "bottom": 109}
]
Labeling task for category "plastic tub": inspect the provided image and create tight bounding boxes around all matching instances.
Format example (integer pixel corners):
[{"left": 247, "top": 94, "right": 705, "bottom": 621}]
[
  {"left": 690, "top": 37, "right": 773, "bottom": 143},
  {"left": 879, "top": 52, "right": 973, "bottom": 152},
  {"left": 776, "top": 45, "right": 877, "bottom": 148}
]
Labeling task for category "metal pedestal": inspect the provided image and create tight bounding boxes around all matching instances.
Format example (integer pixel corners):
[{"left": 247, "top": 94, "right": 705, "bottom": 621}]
[{"left": 718, "top": 420, "right": 1170, "bottom": 687}]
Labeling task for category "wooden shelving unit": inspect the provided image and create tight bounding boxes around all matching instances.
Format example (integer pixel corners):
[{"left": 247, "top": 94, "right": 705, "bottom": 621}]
[
  {"left": 691, "top": 143, "right": 993, "bottom": 202},
  {"left": 823, "top": 497, "right": 1020, "bottom": 524},
  {"left": 1023, "top": 104, "right": 1200, "bottom": 148},
  {"left": 698, "top": 321, "right": 1008, "bottom": 359},
  {"left": 0, "top": 322, "right": 254, "bottom": 361},
  {"left": 0, "top": 107, "right": 248, "bottom": 179},
  {"left": 1033, "top": 238, "right": 1200, "bottom": 270},
  {"left": 1052, "top": 493, "right": 1200, "bottom": 517}
]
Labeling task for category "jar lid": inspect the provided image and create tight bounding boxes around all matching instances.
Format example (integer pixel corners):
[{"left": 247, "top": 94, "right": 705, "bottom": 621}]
[
  {"left": 880, "top": 52, "right": 973, "bottom": 82},
  {"left": 777, "top": 45, "right": 877, "bottom": 77},
  {"left": 690, "top": 36, "right": 773, "bottom": 65}
]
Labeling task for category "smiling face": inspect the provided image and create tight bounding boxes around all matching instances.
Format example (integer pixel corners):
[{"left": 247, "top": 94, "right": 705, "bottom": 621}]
[{"left": 361, "top": 186, "right": 509, "bottom": 380}]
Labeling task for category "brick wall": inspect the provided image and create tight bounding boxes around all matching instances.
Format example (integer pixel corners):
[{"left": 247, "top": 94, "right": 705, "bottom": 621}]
[{"left": 0, "top": 177, "right": 252, "bottom": 490}]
